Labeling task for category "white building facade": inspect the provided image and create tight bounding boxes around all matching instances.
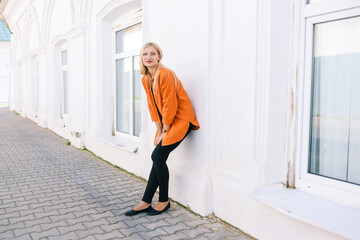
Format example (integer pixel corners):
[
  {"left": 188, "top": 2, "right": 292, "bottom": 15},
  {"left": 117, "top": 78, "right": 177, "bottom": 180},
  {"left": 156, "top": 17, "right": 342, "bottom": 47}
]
[
  {"left": 0, "top": 20, "right": 11, "bottom": 105},
  {"left": 1, "top": 0, "right": 359, "bottom": 239}
]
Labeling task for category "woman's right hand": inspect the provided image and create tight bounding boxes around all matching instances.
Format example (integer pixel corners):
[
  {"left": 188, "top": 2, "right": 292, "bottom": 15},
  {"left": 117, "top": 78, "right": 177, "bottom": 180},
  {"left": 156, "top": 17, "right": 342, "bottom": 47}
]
[
  {"left": 155, "top": 132, "right": 160, "bottom": 145},
  {"left": 155, "top": 131, "right": 166, "bottom": 145},
  {"left": 155, "top": 121, "right": 162, "bottom": 145}
]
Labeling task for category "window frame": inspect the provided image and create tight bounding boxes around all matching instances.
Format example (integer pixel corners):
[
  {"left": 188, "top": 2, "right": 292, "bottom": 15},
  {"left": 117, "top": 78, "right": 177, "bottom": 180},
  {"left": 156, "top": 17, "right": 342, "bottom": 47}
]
[
  {"left": 60, "top": 47, "right": 69, "bottom": 119},
  {"left": 112, "top": 19, "right": 142, "bottom": 141},
  {"left": 30, "top": 55, "right": 39, "bottom": 117},
  {"left": 296, "top": 1, "right": 360, "bottom": 205}
]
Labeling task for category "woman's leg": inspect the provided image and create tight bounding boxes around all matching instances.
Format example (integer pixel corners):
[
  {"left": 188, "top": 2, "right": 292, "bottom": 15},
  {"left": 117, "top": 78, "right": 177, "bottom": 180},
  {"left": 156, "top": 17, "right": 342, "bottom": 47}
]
[
  {"left": 142, "top": 140, "right": 180, "bottom": 203},
  {"left": 141, "top": 165, "right": 159, "bottom": 203},
  {"left": 142, "top": 123, "right": 193, "bottom": 204}
]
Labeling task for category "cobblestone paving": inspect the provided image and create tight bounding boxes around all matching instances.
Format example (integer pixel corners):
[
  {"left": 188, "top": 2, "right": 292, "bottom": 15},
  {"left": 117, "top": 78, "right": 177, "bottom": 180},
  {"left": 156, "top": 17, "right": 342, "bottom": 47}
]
[{"left": 0, "top": 108, "right": 255, "bottom": 240}]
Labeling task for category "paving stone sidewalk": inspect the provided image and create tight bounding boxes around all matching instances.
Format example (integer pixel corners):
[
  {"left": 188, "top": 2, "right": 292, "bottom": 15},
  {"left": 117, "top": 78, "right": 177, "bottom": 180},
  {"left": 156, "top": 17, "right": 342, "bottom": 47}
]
[{"left": 0, "top": 108, "right": 255, "bottom": 240}]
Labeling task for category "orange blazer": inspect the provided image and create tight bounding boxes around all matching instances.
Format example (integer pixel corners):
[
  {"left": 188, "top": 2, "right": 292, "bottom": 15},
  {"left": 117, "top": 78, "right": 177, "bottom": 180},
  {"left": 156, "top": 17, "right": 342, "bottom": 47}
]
[{"left": 142, "top": 67, "right": 200, "bottom": 146}]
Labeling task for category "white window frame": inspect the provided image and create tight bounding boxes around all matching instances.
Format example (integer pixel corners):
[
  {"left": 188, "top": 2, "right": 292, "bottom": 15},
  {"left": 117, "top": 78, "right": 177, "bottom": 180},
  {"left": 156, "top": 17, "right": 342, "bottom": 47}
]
[
  {"left": 59, "top": 45, "right": 69, "bottom": 120},
  {"left": 296, "top": 0, "right": 360, "bottom": 206},
  {"left": 112, "top": 14, "right": 142, "bottom": 142},
  {"left": 30, "top": 55, "right": 39, "bottom": 117}
]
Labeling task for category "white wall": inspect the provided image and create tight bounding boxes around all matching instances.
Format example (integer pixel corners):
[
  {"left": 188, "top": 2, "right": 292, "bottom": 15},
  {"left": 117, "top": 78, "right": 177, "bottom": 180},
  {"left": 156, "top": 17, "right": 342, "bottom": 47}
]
[
  {"left": 0, "top": 41, "right": 10, "bottom": 104},
  {"left": 143, "top": 0, "right": 212, "bottom": 214}
]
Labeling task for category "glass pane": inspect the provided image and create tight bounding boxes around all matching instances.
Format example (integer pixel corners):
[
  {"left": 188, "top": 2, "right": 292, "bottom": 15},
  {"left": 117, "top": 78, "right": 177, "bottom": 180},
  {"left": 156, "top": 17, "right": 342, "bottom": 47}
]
[
  {"left": 115, "top": 23, "right": 142, "bottom": 54},
  {"left": 63, "top": 71, "right": 68, "bottom": 115},
  {"left": 133, "top": 56, "right": 142, "bottom": 137},
  {"left": 116, "top": 58, "right": 131, "bottom": 134},
  {"left": 61, "top": 50, "right": 68, "bottom": 66},
  {"left": 308, "top": 16, "right": 360, "bottom": 184}
]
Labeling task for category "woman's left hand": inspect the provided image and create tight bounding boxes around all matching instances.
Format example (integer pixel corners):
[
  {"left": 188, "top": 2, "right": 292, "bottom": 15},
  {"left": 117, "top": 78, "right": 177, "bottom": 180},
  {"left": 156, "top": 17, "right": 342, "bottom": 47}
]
[{"left": 156, "top": 132, "right": 166, "bottom": 145}]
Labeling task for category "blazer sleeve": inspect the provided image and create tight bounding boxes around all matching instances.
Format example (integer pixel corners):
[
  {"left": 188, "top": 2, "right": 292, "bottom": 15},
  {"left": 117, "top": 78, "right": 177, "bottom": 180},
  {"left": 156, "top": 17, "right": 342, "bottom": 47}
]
[
  {"left": 142, "top": 78, "right": 159, "bottom": 122},
  {"left": 160, "top": 70, "right": 178, "bottom": 125}
]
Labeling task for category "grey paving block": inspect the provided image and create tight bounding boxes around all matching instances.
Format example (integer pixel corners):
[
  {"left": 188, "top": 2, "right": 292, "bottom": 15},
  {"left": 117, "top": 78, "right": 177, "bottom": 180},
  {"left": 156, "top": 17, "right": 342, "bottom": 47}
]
[
  {"left": 6, "top": 204, "right": 31, "bottom": 215},
  {"left": 89, "top": 211, "right": 115, "bottom": 221},
  {"left": 118, "top": 224, "right": 148, "bottom": 237},
  {"left": 15, "top": 199, "right": 39, "bottom": 208},
  {"left": 93, "top": 229, "right": 125, "bottom": 240},
  {"left": 0, "top": 230, "right": 15, "bottom": 239},
  {"left": 12, "top": 233, "right": 33, "bottom": 240},
  {"left": 57, "top": 205, "right": 82, "bottom": 215},
  {"left": 9, "top": 213, "right": 36, "bottom": 225},
  {"left": 159, "top": 231, "right": 190, "bottom": 240},
  {"left": 161, "top": 222, "right": 188, "bottom": 235},
  {"left": 142, "top": 219, "right": 169, "bottom": 231},
  {"left": 164, "top": 213, "right": 190, "bottom": 225},
  {"left": 0, "top": 211, "right": 20, "bottom": 219},
  {"left": 183, "top": 225, "right": 212, "bottom": 238},
  {"left": 57, "top": 222, "right": 87, "bottom": 235},
  {"left": 0, "top": 108, "right": 254, "bottom": 240},
  {"left": 1, "top": 202, "right": 17, "bottom": 210},
  {"left": 33, "top": 209, "right": 60, "bottom": 220},
  {"left": 30, "top": 228, "right": 61, "bottom": 239},
  {"left": 41, "top": 219, "right": 69, "bottom": 231},
  {"left": 13, "top": 224, "right": 42, "bottom": 237},
  {"left": 65, "top": 199, "right": 88, "bottom": 208},
  {"left": 82, "top": 217, "right": 110, "bottom": 229},
  {"left": 122, "top": 232, "right": 145, "bottom": 240},
  {"left": 100, "top": 222, "right": 130, "bottom": 232},
  {"left": 82, "top": 236, "right": 97, "bottom": 240},
  {"left": 138, "top": 227, "right": 168, "bottom": 239},
  {"left": 75, "top": 226, "right": 105, "bottom": 239},
  {"left": 43, "top": 203, "right": 67, "bottom": 212},
  {"left": 66, "top": 215, "right": 93, "bottom": 225},
  {"left": 123, "top": 215, "right": 152, "bottom": 227},
  {"left": 48, "top": 232, "right": 78, "bottom": 240},
  {"left": 24, "top": 216, "right": 52, "bottom": 228},
  {"left": 73, "top": 208, "right": 99, "bottom": 217},
  {"left": 49, "top": 212, "right": 75, "bottom": 222},
  {"left": 203, "top": 228, "right": 240, "bottom": 239}
]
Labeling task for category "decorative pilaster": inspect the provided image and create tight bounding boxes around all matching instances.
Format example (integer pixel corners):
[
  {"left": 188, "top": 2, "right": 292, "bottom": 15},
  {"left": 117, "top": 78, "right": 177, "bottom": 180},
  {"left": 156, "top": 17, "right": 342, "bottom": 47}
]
[{"left": 254, "top": 0, "right": 270, "bottom": 163}]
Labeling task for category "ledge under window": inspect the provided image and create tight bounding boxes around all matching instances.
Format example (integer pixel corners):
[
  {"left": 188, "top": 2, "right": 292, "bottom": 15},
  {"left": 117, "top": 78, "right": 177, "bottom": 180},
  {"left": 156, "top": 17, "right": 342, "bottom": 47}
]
[
  {"left": 97, "top": 135, "right": 138, "bottom": 153},
  {"left": 253, "top": 184, "right": 360, "bottom": 240},
  {"left": 50, "top": 118, "right": 65, "bottom": 127}
]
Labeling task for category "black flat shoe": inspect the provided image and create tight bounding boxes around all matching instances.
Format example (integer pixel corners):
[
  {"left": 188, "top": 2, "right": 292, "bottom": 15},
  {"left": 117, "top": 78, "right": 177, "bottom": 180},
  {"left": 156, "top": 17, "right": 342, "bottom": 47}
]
[
  {"left": 147, "top": 201, "right": 170, "bottom": 215},
  {"left": 125, "top": 205, "right": 152, "bottom": 216}
]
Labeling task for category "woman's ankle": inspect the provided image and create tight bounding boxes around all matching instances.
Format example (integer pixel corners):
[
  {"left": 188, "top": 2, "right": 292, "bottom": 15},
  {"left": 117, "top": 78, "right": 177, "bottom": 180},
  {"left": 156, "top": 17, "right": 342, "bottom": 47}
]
[{"left": 133, "top": 201, "right": 151, "bottom": 210}]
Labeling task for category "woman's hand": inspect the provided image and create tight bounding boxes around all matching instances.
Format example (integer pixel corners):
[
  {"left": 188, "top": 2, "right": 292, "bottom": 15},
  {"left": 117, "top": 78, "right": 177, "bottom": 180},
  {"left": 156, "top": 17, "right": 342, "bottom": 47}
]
[
  {"left": 154, "top": 122, "right": 169, "bottom": 145},
  {"left": 156, "top": 132, "right": 166, "bottom": 145}
]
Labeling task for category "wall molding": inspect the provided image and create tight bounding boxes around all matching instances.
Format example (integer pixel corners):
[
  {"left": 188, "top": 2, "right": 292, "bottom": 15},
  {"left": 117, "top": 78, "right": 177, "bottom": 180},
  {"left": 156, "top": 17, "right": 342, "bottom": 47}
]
[{"left": 254, "top": 0, "right": 270, "bottom": 163}]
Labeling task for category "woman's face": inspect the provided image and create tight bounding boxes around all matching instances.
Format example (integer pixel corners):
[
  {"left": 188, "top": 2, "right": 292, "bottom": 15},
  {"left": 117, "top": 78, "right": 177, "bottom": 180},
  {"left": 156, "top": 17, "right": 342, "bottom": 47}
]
[{"left": 142, "top": 46, "right": 161, "bottom": 69}]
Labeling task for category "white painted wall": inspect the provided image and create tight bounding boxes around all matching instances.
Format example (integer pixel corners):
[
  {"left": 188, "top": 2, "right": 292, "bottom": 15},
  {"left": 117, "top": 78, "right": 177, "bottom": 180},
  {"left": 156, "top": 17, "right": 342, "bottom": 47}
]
[
  {"left": 0, "top": 41, "right": 10, "bottom": 105},
  {"left": 2, "top": 0, "right": 358, "bottom": 239}
]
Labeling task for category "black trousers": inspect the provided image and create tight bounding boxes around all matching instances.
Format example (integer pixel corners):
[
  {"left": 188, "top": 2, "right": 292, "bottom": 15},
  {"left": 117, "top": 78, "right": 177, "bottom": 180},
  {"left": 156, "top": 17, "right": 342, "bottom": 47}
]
[{"left": 142, "top": 123, "right": 193, "bottom": 203}]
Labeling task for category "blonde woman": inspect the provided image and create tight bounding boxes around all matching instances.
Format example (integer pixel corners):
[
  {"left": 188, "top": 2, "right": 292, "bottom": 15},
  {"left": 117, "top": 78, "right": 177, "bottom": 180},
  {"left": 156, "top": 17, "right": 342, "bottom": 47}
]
[{"left": 125, "top": 42, "right": 200, "bottom": 216}]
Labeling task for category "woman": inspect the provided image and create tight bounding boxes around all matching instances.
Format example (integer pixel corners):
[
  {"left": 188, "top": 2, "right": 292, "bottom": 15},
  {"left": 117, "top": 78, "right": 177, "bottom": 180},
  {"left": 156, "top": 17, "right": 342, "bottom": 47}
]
[{"left": 125, "top": 42, "right": 200, "bottom": 216}]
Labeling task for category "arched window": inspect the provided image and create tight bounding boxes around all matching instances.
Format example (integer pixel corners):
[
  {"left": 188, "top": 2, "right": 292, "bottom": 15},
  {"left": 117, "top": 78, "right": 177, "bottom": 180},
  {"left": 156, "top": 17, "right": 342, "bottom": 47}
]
[
  {"left": 30, "top": 55, "right": 39, "bottom": 116},
  {"left": 113, "top": 18, "right": 142, "bottom": 138},
  {"left": 97, "top": 0, "right": 142, "bottom": 149}
]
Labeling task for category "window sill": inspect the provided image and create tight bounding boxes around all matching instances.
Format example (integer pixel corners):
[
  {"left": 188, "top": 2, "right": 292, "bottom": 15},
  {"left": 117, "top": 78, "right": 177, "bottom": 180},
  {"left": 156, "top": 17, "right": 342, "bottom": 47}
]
[
  {"left": 50, "top": 118, "right": 65, "bottom": 127},
  {"left": 253, "top": 184, "right": 360, "bottom": 240},
  {"left": 97, "top": 135, "right": 138, "bottom": 153}
]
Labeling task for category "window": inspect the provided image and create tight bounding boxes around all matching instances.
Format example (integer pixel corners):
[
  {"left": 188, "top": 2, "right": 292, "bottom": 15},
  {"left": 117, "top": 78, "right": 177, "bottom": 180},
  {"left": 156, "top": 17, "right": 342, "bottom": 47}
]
[
  {"left": 61, "top": 49, "right": 69, "bottom": 117},
  {"left": 113, "top": 23, "right": 142, "bottom": 138},
  {"left": 31, "top": 57, "right": 39, "bottom": 116},
  {"left": 308, "top": 16, "right": 360, "bottom": 185},
  {"left": 298, "top": 1, "right": 360, "bottom": 203}
]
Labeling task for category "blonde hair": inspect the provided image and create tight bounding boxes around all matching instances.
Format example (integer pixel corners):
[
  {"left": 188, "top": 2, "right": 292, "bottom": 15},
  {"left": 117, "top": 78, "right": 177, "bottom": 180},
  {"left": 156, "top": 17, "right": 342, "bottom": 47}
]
[{"left": 139, "top": 42, "right": 179, "bottom": 94}]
